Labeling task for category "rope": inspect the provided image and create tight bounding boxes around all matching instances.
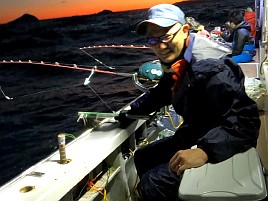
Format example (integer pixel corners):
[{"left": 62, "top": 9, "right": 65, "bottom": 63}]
[{"left": 166, "top": 111, "right": 184, "bottom": 129}]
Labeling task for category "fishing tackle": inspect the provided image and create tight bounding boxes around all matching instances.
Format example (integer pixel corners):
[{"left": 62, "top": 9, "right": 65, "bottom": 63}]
[
  {"left": 0, "top": 44, "right": 161, "bottom": 107},
  {"left": 0, "top": 60, "right": 133, "bottom": 77}
]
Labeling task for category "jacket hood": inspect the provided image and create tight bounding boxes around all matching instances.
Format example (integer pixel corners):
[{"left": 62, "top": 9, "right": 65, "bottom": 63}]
[
  {"left": 235, "top": 20, "right": 251, "bottom": 32},
  {"left": 184, "top": 33, "right": 232, "bottom": 64}
]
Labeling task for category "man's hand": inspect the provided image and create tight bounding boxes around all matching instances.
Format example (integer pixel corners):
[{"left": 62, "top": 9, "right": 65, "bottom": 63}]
[
  {"left": 114, "top": 110, "right": 135, "bottom": 128},
  {"left": 169, "top": 148, "right": 208, "bottom": 175},
  {"left": 214, "top": 30, "right": 222, "bottom": 35}
]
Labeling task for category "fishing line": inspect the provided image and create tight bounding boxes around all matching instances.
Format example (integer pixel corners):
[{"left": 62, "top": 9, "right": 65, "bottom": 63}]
[
  {"left": 1, "top": 83, "right": 83, "bottom": 100},
  {"left": 80, "top": 49, "right": 115, "bottom": 70},
  {"left": 84, "top": 68, "right": 114, "bottom": 113},
  {"left": 87, "top": 84, "right": 114, "bottom": 113},
  {"left": 0, "top": 85, "right": 13, "bottom": 100}
]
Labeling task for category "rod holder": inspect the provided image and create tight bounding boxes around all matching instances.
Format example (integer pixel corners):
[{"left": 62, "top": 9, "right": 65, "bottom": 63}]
[{"left": 58, "top": 134, "right": 67, "bottom": 164}]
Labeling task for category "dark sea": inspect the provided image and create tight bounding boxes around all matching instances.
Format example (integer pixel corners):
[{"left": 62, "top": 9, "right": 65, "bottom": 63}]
[{"left": 0, "top": 0, "right": 254, "bottom": 187}]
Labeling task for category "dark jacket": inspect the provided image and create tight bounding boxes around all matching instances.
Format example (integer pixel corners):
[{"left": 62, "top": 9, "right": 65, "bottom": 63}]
[
  {"left": 221, "top": 21, "right": 255, "bottom": 56},
  {"left": 130, "top": 35, "right": 260, "bottom": 163}
]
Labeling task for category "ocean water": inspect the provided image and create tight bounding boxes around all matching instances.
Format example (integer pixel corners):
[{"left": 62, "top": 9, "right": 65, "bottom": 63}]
[
  {"left": 0, "top": 9, "right": 157, "bottom": 186},
  {"left": 0, "top": 58, "right": 146, "bottom": 186},
  {"left": 0, "top": 0, "right": 254, "bottom": 187}
]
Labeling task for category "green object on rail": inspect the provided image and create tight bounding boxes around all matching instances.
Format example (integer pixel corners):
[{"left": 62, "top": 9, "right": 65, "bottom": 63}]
[{"left": 78, "top": 112, "right": 118, "bottom": 119}]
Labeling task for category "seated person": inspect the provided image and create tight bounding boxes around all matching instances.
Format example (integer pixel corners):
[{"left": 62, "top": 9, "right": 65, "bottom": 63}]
[
  {"left": 215, "top": 9, "right": 256, "bottom": 63},
  {"left": 117, "top": 4, "right": 260, "bottom": 201}
]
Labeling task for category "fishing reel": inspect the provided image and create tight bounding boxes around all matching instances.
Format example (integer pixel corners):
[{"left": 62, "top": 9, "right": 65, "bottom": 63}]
[{"left": 133, "top": 60, "right": 163, "bottom": 92}]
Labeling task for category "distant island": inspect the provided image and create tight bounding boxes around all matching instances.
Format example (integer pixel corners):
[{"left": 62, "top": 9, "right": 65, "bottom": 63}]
[{"left": 1, "top": 0, "right": 254, "bottom": 26}]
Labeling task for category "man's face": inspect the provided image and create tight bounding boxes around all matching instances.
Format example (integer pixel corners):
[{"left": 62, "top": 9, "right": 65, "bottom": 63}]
[
  {"left": 146, "top": 23, "right": 189, "bottom": 63},
  {"left": 230, "top": 22, "right": 236, "bottom": 28}
]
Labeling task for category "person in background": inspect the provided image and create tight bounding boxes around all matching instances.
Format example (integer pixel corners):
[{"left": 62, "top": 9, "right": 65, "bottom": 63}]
[
  {"left": 116, "top": 4, "right": 261, "bottom": 201},
  {"left": 214, "top": 9, "right": 256, "bottom": 63},
  {"left": 185, "top": 17, "right": 210, "bottom": 38},
  {"left": 244, "top": 7, "right": 256, "bottom": 39}
]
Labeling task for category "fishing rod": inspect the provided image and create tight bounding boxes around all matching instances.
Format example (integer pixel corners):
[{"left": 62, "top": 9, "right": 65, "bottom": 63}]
[
  {"left": 79, "top": 44, "right": 150, "bottom": 50},
  {"left": 0, "top": 60, "right": 134, "bottom": 107},
  {"left": 0, "top": 60, "right": 153, "bottom": 102},
  {"left": 79, "top": 44, "right": 151, "bottom": 70},
  {"left": 0, "top": 44, "right": 155, "bottom": 111},
  {"left": 0, "top": 44, "right": 152, "bottom": 77},
  {"left": 0, "top": 60, "right": 133, "bottom": 77}
]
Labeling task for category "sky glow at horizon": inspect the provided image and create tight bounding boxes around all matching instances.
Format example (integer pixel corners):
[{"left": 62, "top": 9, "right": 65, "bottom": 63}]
[{"left": 0, "top": 0, "right": 184, "bottom": 24}]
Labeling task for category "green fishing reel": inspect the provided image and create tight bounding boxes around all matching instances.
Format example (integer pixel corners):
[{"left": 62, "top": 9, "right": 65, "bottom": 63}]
[{"left": 138, "top": 60, "right": 163, "bottom": 80}]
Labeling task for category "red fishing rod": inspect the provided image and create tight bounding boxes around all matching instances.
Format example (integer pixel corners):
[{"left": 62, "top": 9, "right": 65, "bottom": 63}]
[
  {"left": 0, "top": 44, "right": 152, "bottom": 77},
  {"left": 79, "top": 44, "right": 150, "bottom": 50},
  {"left": 0, "top": 44, "right": 156, "bottom": 102},
  {"left": 0, "top": 60, "right": 150, "bottom": 101},
  {"left": 0, "top": 60, "right": 133, "bottom": 77}
]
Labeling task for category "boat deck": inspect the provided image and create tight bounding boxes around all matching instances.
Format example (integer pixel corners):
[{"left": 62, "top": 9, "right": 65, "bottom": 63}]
[
  {"left": 237, "top": 47, "right": 268, "bottom": 190},
  {"left": 239, "top": 47, "right": 261, "bottom": 77}
]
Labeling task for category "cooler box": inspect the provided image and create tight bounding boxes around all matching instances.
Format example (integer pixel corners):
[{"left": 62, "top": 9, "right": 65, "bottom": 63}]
[{"left": 178, "top": 148, "right": 267, "bottom": 201}]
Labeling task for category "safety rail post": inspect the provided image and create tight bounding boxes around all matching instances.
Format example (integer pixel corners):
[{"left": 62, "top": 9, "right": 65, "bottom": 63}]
[{"left": 58, "top": 134, "right": 67, "bottom": 164}]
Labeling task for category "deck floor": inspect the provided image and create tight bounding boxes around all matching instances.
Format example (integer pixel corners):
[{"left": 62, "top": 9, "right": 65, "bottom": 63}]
[{"left": 239, "top": 47, "right": 260, "bottom": 78}]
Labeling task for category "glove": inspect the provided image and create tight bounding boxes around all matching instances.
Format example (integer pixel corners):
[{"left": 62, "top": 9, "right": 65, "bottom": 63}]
[
  {"left": 214, "top": 30, "right": 222, "bottom": 35},
  {"left": 130, "top": 92, "right": 150, "bottom": 111},
  {"left": 114, "top": 110, "right": 135, "bottom": 128}
]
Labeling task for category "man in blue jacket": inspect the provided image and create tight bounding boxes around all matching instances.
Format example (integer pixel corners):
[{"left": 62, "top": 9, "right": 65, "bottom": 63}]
[{"left": 117, "top": 4, "right": 260, "bottom": 201}]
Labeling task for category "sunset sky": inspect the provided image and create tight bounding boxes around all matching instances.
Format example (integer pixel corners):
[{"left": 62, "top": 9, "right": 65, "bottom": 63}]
[{"left": 0, "top": 0, "right": 186, "bottom": 24}]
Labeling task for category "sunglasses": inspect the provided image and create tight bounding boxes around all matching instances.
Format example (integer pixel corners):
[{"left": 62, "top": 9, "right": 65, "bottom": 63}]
[{"left": 147, "top": 25, "right": 182, "bottom": 46}]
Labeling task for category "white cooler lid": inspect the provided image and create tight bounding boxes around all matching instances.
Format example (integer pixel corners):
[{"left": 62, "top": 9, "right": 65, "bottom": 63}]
[{"left": 178, "top": 148, "right": 267, "bottom": 201}]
